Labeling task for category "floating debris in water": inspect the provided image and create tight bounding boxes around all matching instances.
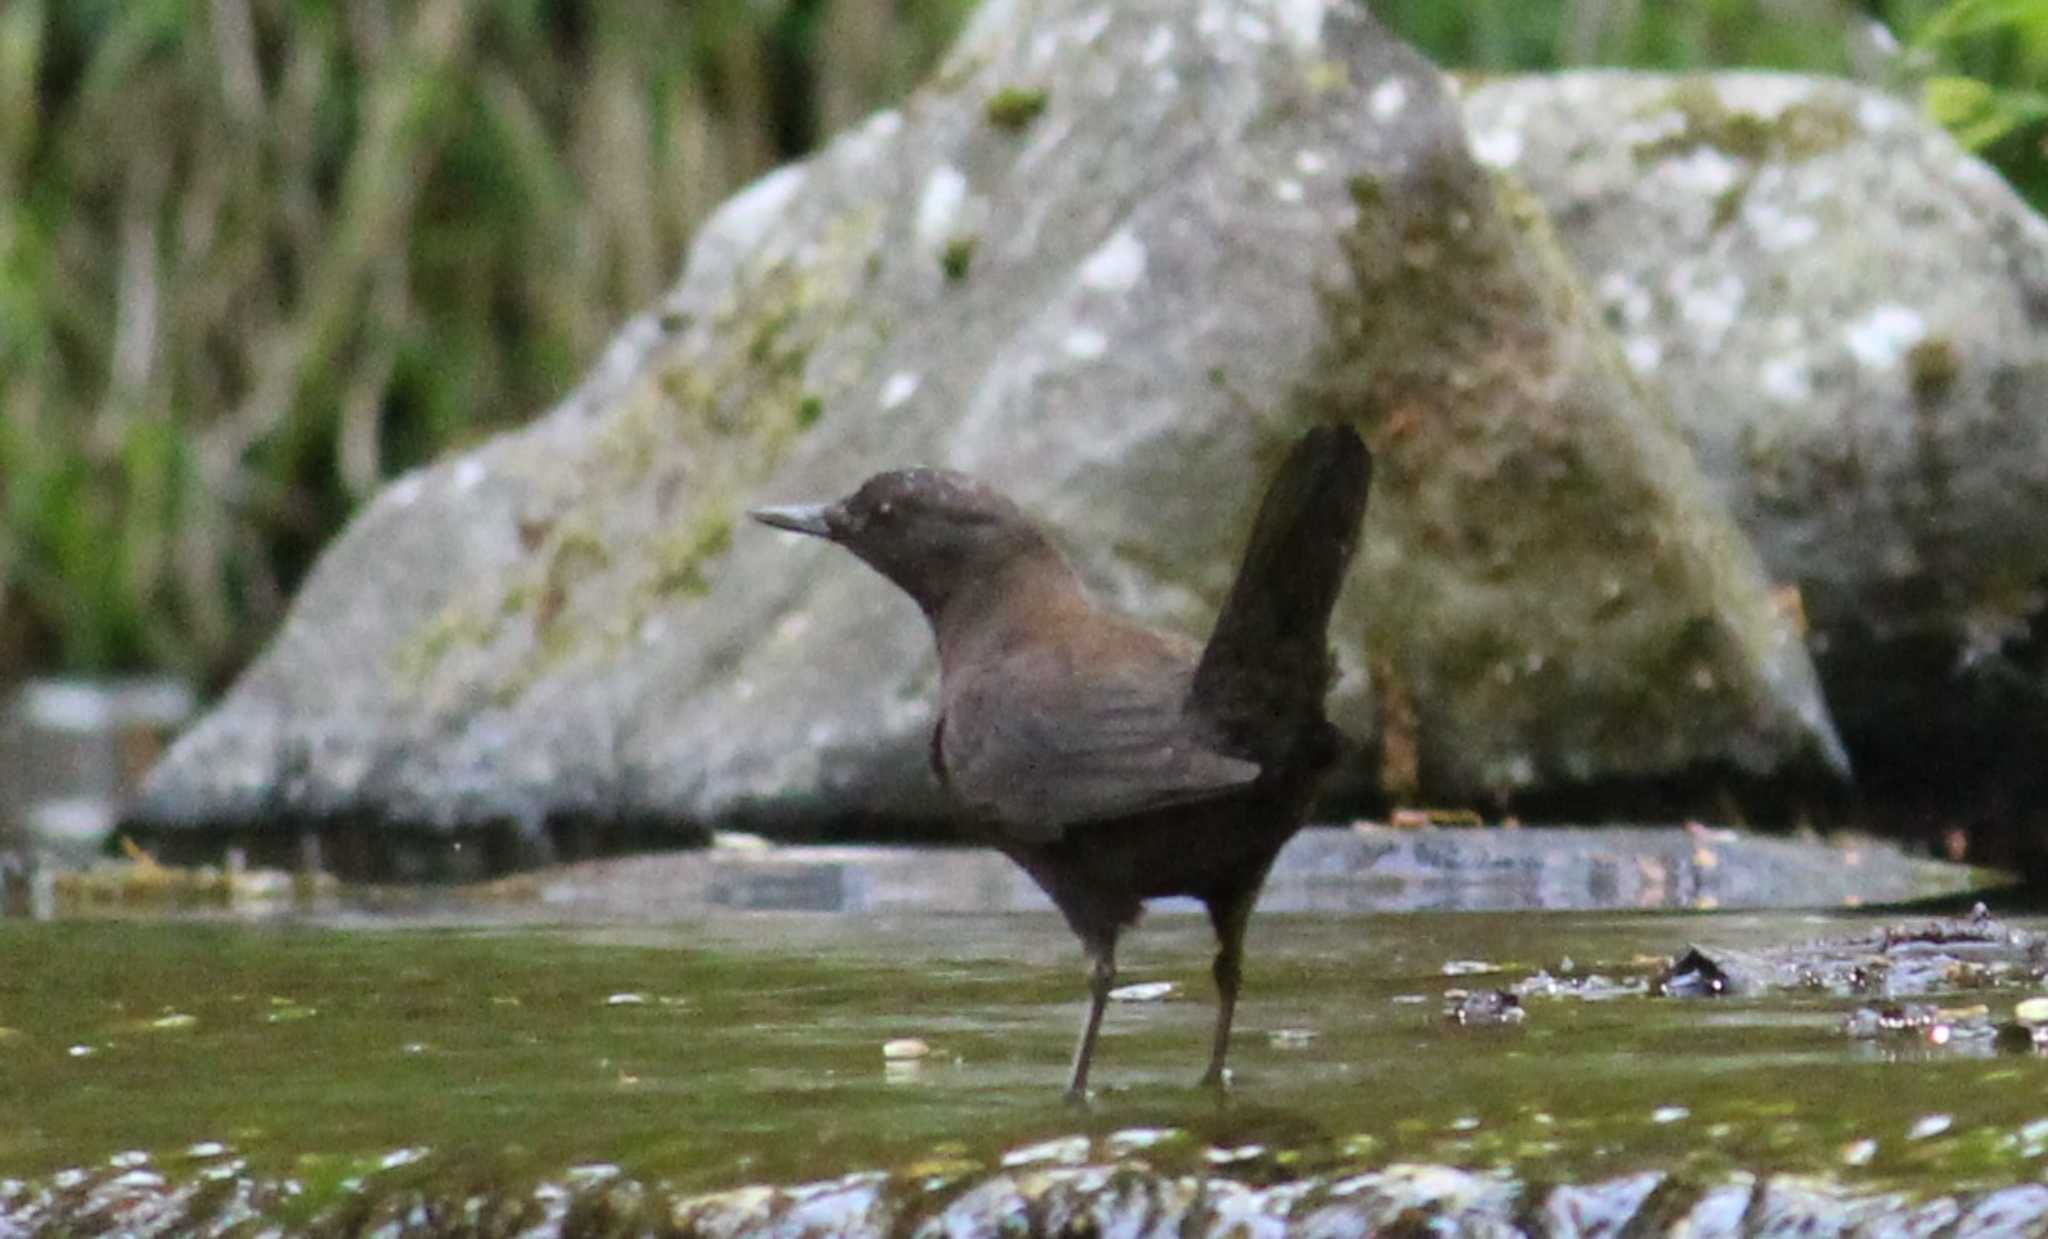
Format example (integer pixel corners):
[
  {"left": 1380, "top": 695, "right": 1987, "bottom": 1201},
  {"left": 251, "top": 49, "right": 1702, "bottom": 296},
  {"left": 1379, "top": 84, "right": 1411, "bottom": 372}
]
[
  {"left": 183, "top": 1142, "right": 227, "bottom": 1159},
  {"left": 1841, "top": 1138, "right": 1879, "bottom": 1166},
  {"left": 1651, "top": 1106, "right": 1691, "bottom": 1125},
  {"left": 605, "top": 992, "right": 648, "bottom": 1007},
  {"left": 1108, "top": 981, "right": 1176, "bottom": 1002},
  {"left": 147, "top": 1012, "right": 196, "bottom": 1030},
  {"left": 2015, "top": 997, "right": 2048, "bottom": 1025},
  {"left": 66, "top": 1045, "right": 94, "bottom": 1058},
  {"left": 1269, "top": 1027, "right": 1317, "bottom": 1049},
  {"left": 1441, "top": 959, "right": 1498, "bottom": 976},
  {"left": 881, "top": 1038, "right": 930, "bottom": 1060},
  {"left": 1449, "top": 1116, "right": 1481, "bottom": 1132},
  {"left": 1908, "top": 1114, "right": 1953, "bottom": 1141}
]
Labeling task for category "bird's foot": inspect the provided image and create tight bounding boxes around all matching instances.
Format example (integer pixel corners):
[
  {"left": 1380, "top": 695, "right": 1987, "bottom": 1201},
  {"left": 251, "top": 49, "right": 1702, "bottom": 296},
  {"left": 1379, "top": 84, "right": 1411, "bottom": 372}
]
[
  {"left": 1063, "top": 1084, "right": 1094, "bottom": 1108},
  {"left": 1197, "top": 1065, "right": 1233, "bottom": 1092}
]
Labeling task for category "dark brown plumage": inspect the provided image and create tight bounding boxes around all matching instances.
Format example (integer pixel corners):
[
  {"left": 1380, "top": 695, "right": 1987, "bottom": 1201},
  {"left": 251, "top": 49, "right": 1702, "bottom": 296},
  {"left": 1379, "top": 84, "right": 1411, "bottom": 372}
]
[{"left": 751, "top": 425, "right": 1371, "bottom": 1097}]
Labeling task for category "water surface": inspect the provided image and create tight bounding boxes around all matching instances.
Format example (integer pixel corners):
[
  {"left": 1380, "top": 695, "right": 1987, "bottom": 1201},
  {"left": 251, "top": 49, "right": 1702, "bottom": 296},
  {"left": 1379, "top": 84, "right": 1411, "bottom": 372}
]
[{"left": 7, "top": 903, "right": 2048, "bottom": 1208}]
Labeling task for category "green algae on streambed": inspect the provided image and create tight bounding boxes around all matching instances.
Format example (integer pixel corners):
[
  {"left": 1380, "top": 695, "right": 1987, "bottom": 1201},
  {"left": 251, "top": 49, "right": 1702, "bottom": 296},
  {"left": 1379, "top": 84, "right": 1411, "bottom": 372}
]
[{"left": 7, "top": 909, "right": 2048, "bottom": 1219}]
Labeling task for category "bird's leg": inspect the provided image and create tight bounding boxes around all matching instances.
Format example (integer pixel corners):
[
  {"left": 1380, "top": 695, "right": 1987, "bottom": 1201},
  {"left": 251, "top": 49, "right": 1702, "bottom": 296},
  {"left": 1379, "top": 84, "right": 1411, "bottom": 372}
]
[
  {"left": 1201, "top": 889, "right": 1256, "bottom": 1089},
  {"left": 1065, "top": 944, "right": 1117, "bottom": 1102}
]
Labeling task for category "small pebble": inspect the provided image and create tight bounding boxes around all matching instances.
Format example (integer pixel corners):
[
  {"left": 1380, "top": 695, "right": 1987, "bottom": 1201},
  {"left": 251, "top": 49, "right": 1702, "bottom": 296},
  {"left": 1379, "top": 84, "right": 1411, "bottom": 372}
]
[
  {"left": 1106, "top": 1127, "right": 1181, "bottom": 1155},
  {"left": 605, "top": 993, "right": 647, "bottom": 1007},
  {"left": 1204, "top": 1144, "right": 1267, "bottom": 1165},
  {"left": 1441, "top": 960, "right": 1497, "bottom": 976},
  {"left": 1841, "top": 1138, "right": 1878, "bottom": 1166},
  {"left": 882, "top": 1038, "right": 930, "bottom": 1060},
  {"left": 1444, "top": 989, "right": 1525, "bottom": 1027},
  {"left": 1652, "top": 1106, "right": 1691, "bottom": 1124},
  {"left": 2016, "top": 997, "right": 2048, "bottom": 1024},
  {"left": 1109, "top": 981, "right": 1177, "bottom": 1002},
  {"left": 149, "top": 1012, "right": 197, "bottom": 1030},
  {"left": 1001, "top": 1136, "right": 1089, "bottom": 1168},
  {"left": 1907, "top": 1114, "right": 1953, "bottom": 1141},
  {"left": 200, "top": 1158, "right": 247, "bottom": 1182}
]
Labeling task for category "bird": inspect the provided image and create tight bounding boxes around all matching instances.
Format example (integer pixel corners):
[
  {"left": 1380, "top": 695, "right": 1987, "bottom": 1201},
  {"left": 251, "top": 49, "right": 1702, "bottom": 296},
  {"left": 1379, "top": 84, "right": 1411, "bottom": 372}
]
[{"left": 750, "top": 424, "right": 1371, "bottom": 1098}]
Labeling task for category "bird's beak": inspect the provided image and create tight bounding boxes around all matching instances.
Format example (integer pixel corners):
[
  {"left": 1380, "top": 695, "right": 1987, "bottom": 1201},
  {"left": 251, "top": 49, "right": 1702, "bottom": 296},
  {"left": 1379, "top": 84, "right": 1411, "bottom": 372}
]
[{"left": 748, "top": 501, "right": 839, "bottom": 540}]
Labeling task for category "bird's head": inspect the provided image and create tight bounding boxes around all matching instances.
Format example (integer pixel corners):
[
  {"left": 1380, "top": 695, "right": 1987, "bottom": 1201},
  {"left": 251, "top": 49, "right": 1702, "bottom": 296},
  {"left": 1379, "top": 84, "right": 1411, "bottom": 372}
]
[{"left": 750, "top": 468, "right": 1058, "bottom": 617}]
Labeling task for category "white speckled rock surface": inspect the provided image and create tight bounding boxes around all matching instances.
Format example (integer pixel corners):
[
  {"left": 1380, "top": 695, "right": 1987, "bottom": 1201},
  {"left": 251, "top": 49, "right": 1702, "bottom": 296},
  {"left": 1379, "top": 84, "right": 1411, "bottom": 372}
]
[
  {"left": 131, "top": 9, "right": 1896, "bottom": 842},
  {"left": 1464, "top": 71, "right": 2048, "bottom": 768}
]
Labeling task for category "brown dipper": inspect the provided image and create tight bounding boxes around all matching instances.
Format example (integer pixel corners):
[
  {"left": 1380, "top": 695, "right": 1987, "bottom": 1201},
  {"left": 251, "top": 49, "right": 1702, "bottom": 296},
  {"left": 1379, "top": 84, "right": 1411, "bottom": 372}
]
[{"left": 751, "top": 425, "right": 1370, "bottom": 1098}]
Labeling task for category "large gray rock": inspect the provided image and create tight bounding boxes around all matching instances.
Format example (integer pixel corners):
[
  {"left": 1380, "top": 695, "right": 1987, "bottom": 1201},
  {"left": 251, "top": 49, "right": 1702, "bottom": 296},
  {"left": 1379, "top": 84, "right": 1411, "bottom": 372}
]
[
  {"left": 1463, "top": 73, "right": 2048, "bottom": 822},
  {"left": 131, "top": 0, "right": 1853, "bottom": 844}
]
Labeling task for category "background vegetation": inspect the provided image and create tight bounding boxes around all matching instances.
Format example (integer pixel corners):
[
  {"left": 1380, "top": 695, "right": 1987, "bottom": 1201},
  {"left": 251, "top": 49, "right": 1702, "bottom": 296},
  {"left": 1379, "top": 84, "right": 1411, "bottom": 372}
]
[{"left": 1, "top": 0, "right": 2042, "bottom": 690}]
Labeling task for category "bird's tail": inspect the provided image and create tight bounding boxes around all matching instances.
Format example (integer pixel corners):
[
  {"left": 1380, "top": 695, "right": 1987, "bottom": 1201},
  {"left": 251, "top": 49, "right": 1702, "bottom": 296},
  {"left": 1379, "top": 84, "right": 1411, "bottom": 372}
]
[{"left": 1189, "top": 424, "right": 1371, "bottom": 760}]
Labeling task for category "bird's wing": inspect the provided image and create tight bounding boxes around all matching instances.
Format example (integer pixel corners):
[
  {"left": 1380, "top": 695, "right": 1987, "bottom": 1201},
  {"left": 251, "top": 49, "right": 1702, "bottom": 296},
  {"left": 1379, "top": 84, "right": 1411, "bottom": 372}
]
[{"left": 936, "top": 639, "right": 1260, "bottom": 843}]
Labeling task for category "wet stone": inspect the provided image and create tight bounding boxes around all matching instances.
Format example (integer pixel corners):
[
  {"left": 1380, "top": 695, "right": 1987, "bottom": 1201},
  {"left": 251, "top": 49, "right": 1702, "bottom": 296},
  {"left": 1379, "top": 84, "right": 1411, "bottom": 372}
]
[
  {"left": 1672, "top": 1174, "right": 1757, "bottom": 1237},
  {"left": 1657, "top": 905, "right": 2047, "bottom": 1002},
  {"left": 1953, "top": 1184, "right": 2048, "bottom": 1235},
  {"left": 1540, "top": 1171, "right": 1665, "bottom": 1238},
  {"left": 12, "top": 1162, "right": 2048, "bottom": 1236},
  {"left": 1443, "top": 988, "right": 1527, "bottom": 1027},
  {"left": 707, "top": 862, "right": 847, "bottom": 911},
  {"left": 1842, "top": 1002, "right": 1998, "bottom": 1049},
  {"left": 1510, "top": 969, "right": 1645, "bottom": 1002}
]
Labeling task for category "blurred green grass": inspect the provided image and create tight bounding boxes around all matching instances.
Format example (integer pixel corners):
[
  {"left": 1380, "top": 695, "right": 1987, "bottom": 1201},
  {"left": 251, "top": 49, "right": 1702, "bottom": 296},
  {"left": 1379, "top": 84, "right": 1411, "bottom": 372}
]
[{"left": 0, "top": 0, "right": 2039, "bottom": 689}]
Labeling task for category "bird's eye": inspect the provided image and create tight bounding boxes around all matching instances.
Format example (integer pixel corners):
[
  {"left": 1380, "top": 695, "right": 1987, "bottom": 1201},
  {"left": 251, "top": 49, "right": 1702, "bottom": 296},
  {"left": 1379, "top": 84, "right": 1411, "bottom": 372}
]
[{"left": 876, "top": 501, "right": 895, "bottom": 519}]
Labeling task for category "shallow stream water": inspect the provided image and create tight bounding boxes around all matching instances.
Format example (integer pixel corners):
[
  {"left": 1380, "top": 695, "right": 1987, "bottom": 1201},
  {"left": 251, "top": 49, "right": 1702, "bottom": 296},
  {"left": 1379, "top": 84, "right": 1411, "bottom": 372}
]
[{"left": 9, "top": 894, "right": 2048, "bottom": 1219}]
